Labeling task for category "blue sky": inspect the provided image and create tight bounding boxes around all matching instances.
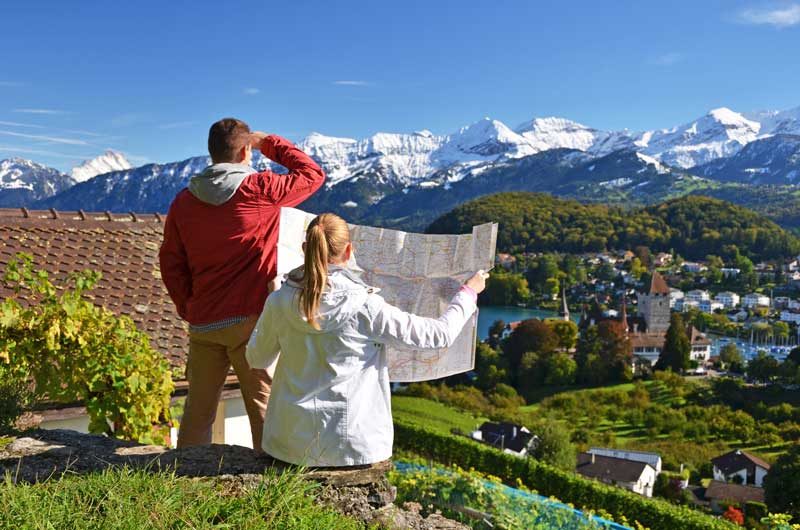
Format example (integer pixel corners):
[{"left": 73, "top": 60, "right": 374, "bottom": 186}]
[{"left": 1, "top": 0, "right": 799, "bottom": 171}]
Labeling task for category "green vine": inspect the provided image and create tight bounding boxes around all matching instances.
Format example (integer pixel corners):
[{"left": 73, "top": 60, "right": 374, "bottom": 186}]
[{"left": 0, "top": 253, "right": 174, "bottom": 442}]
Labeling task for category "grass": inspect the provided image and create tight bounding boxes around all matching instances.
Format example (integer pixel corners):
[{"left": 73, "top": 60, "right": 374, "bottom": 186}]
[
  {"left": 0, "top": 466, "right": 363, "bottom": 529},
  {"left": 391, "top": 395, "right": 486, "bottom": 435}
]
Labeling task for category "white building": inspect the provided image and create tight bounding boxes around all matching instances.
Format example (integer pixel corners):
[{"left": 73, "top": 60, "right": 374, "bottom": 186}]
[
  {"left": 721, "top": 267, "right": 741, "bottom": 278},
  {"left": 711, "top": 450, "right": 770, "bottom": 488},
  {"left": 742, "top": 293, "right": 770, "bottom": 309},
  {"left": 682, "top": 300, "right": 700, "bottom": 312},
  {"left": 588, "top": 447, "right": 662, "bottom": 474},
  {"left": 685, "top": 290, "right": 711, "bottom": 304},
  {"left": 780, "top": 310, "right": 800, "bottom": 324},
  {"left": 714, "top": 291, "right": 740, "bottom": 310},
  {"left": 699, "top": 300, "right": 724, "bottom": 313},
  {"left": 683, "top": 262, "right": 707, "bottom": 273},
  {"left": 577, "top": 452, "right": 658, "bottom": 497},
  {"left": 669, "top": 288, "right": 685, "bottom": 310}
]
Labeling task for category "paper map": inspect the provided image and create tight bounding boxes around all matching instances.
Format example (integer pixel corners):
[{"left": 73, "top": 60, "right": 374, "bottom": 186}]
[{"left": 277, "top": 207, "right": 498, "bottom": 382}]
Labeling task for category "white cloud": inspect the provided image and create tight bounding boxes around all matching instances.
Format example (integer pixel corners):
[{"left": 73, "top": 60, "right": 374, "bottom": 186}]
[
  {"left": 737, "top": 4, "right": 800, "bottom": 27},
  {"left": 332, "top": 80, "right": 371, "bottom": 86},
  {"left": 12, "top": 108, "right": 69, "bottom": 115},
  {"left": 0, "top": 130, "right": 89, "bottom": 146},
  {"left": 0, "top": 120, "right": 45, "bottom": 129},
  {"left": 651, "top": 52, "right": 683, "bottom": 66},
  {"left": 0, "top": 145, "right": 94, "bottom": 160},
  {"left": 243, "top": 87, "right": 260, "bottom": 95}
]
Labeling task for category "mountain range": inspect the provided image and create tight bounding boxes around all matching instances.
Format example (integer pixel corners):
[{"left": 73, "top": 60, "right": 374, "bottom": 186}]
[{"left": 2, "top": 105, "right": 800, "bottom": 231}]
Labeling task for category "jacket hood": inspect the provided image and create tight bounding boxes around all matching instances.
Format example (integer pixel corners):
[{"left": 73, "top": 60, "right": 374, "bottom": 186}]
[
  {"left": 188, "top": 163, "right": 254, "bottom": 205},
  {"left": 284, "top": 265, "right": 377, "bottom": 333}
]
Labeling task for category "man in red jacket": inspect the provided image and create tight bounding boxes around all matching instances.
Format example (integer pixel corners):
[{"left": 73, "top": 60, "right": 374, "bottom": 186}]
[{"left": 159, "top": 117, "right": 325, "bottom": 448}]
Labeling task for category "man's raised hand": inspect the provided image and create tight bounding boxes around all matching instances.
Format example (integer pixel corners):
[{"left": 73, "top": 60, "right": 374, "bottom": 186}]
[{"left": 250, "top": 131, "right": 269, "bottom": 150}]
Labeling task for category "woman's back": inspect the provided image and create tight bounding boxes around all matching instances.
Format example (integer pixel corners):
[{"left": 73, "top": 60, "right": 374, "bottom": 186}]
[{"left": 251, "top": 266, "right": 393, "bottom": 466}]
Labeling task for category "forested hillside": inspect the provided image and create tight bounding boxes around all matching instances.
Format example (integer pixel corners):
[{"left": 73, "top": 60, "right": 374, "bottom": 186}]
[{"left": 427, "top": 192, "right": 800, "bottom": 261}]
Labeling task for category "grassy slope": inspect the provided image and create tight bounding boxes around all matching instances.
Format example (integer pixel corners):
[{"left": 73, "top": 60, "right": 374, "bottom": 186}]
[
  {"left": 391, "top": 395, "right": 487, "bottom": 435},
  {"left": 0, "top": 467, "right": 361, "bottom": 530}
]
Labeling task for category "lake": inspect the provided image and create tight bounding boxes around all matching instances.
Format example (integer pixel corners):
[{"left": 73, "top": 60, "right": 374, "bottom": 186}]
[
  {"left": 477, "top": 306, "right": 579, "bottom": 340},
  {"left": 478, "top": 306, "right": 789, "bottom": 361}
]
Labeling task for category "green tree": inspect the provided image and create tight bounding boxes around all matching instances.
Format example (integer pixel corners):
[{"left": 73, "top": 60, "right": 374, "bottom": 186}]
[
  {"left": 719, "top": 343, "right": 744, "bottom": 371},
  {"left": 530, "top": 421, "right": 576, "bottom": 470},
  {"left": 630, "top": 257, "right": 647, "bottom": 281},
  {"left": 482, "top": 271, "right": 530, "bottom": 306},
  {"left": 748, "top": 351, "right": 781, "bottom": 383},
  {"left": 596, "top": 320, "right": 633, "bottom": 383},
  {"left": 656, "top": 313, "right": 690, "bottom": 373},
  {"left": 547, "top": 320, "right": 578, "bottom": 351},
  {"left": 474, "top": 342, "right": 509, "bottom": 391},
  {"left": 487, "top": 319, "right": 506, "bottom": 349},
  {"left": 503, "top": 319, "right": 558, "bottom": 386},
  {"left": 764, "top": 443, "right": 800, "bottom": 519},
  {"left": 575, "top": 324, "right": 606, "bottom": 385},
  {"left": 543, "top": 353, "right": 577, "bottom": 385}
]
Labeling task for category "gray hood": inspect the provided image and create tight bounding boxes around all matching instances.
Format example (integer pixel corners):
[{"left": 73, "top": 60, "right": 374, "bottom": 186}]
[
  {"left": 188, "top": 163, "right": 254, "bottom": 205},
  {"left": 284, "top": 265, "right": 378, "bottom": 333}
]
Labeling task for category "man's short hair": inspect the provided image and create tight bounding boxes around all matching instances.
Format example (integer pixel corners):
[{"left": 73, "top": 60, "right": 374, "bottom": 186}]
[{"left": 208, "top": 118, "right": 251, "bottom": 163}]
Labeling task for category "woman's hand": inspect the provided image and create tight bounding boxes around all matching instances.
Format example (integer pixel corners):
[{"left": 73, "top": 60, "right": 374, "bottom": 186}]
[{"left": 464, "top": 270, "right": 490, "bottom": 294}]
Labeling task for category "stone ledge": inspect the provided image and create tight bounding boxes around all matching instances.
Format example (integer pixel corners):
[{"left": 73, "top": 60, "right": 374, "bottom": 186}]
[{"left": 0, "top": 429, "right": 467, "bottom": 530}]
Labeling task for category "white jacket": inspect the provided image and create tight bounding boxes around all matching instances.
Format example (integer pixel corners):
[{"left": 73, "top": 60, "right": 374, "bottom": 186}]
[{"left": 245, "top": 265, "right": 477, "bottom": 467}]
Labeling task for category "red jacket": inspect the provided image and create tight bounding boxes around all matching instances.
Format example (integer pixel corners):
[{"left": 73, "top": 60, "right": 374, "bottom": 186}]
[{"left": 159, "top": 135, "right": 325, "bottom": 326}]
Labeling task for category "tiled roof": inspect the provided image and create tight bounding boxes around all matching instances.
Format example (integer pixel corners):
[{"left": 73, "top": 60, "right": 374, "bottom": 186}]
[
  {"left": 576, "top": 452, "right": 651, "bottom": 484},
  {"left": 687, "top": 325, "right": 712, "bottom": 346},
  {"left": 704, "top": 480, "right": 765, "bottom": 504},
  {"left": 630, "top": 332, "right": 667, "bottom": 349},
  {"left": 648, "top": 271, "right": 670, "bottom": 296},
  {"left": 0, "top": 208, "right": 188, "bottom": 371}
]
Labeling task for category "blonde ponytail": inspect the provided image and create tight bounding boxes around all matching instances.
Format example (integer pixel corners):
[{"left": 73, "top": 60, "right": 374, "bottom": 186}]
[{"left": 299, "top": 214, "right": 350, "bottom": 329}]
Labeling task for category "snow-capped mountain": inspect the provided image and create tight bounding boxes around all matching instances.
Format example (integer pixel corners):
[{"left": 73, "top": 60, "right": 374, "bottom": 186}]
[
  {"left": 745, "top": 106, "right": 800, "bottom": 136},
  {"left": 636, "top": 108, "right": 761, "bottom": 169},
  {"left": 4, "top": 102, "right": 797, "bottom": 225},
  {"left": 695, "top": 134, "right": 800, "bottom": 184},
  {"left": 71, "top": 150, "right": 132, "bottom": 183},
  {"left": 0, "top": 158, "right": 75, "bottom": 207},
  {"left": 44, "top": 155, "right": 209, "bottom": 213},
  {"left": 515, "top": 117, "right": 633, "bottom": 156}
]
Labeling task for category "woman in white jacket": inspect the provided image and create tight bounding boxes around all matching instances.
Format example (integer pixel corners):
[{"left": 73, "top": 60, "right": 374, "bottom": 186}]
[{"left": 245, "top": 213, "right": 487, "bottom": 467}]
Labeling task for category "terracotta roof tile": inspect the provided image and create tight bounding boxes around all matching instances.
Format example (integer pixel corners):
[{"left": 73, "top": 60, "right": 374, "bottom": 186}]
[
  {"left": 0, "top": 207, "right": 188, "bottom": 373},
  {"left": 649, "top": 271, "right": 670, "bottom": 296},
  {"left": 704, "top": 480, "right": 765, "bottom": 504}
]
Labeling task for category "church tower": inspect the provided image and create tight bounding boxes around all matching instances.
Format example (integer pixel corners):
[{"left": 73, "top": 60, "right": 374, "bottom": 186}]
[
  {"left": 559, "top": 282, "right": 570, "bottom": 321},
  {"left": 637, "top": 271, "right": 670, "bottom": 333}
]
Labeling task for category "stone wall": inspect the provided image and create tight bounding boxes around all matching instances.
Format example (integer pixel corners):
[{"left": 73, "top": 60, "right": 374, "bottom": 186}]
[{"left": 0, "top": 429, "right": 465, "bottom": 530}]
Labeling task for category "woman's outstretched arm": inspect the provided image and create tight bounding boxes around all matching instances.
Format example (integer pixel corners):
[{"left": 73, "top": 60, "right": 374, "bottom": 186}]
[{"left": 246, "top": 298, "right": 281, "bottom": 375}]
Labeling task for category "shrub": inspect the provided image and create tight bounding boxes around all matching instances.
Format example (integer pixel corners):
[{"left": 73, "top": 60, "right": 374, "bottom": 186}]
[
  {"left": 722, "top": 506, "right": 744, "bottom": 525},
  {"left": 0, "top": 367, "right": 30, "bottom": 434},
  {"left": 0, "top": 254, "right": 173, "bottom": 442}
]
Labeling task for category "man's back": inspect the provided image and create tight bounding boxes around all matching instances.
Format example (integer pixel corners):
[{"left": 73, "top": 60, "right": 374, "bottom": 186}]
[{"left": 159, "top": 134, "right": 325, "bottom": 327}]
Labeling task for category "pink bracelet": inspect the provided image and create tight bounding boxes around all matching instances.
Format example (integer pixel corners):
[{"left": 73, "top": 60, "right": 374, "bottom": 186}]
[{"left": 459, "top": 285, "right": 478, "bottom": 303}]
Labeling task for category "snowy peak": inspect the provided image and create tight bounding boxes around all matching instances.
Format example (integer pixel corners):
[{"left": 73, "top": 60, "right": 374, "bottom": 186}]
[
  {"left": 516, "top": 116, "right": 602, "bottom": 152},
  {"left": 446, "top": 117, "right": 531, "bottom": 156},
  {"left": 638, "top": 107, "right": 761, "bottom": 168},
  {"left": 746, "top": 106, "right": 800, "bottom": 136},
  {"left": 0, "top": 157, "right": 74, "bottom": 206},
  {"left": 70, "top": 150, "right": 132, "bottom": 183}
]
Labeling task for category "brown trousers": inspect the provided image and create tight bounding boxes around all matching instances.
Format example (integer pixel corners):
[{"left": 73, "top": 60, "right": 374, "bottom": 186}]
[{"left": 177, "top": 317, "right": 270, "bottom": 449}]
